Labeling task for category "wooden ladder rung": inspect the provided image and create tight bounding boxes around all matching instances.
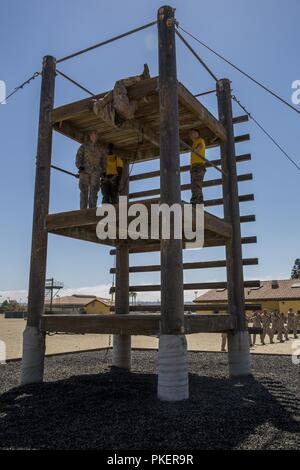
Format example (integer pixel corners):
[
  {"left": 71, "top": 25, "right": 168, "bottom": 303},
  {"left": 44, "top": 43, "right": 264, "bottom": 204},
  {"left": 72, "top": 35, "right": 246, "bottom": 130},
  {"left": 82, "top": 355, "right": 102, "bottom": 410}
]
[
  {"left": 110, "top": 257, "right": 259, "bottom": 274},
  {"left": 110, "top": 280, "right": 261, "bottom": 294},
  {"left": 129, "top": 173, "right": 253, "bottom": 200},
  {"left": 110, "top": 303, "right": 262, "bottom": 313},
  {"left": 129, "top": 154, "right": 251, "bottom": 182},
  {"left": 109, "top": 236, "right": 258, "bottom": 255}
]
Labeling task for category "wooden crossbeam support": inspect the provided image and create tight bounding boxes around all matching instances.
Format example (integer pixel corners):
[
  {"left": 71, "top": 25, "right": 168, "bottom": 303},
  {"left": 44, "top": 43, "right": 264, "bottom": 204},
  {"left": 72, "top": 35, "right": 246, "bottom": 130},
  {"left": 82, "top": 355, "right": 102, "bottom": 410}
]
[
  {"left": 109, "top": 236, "right": 257, "bottom": 255},
  {"left": 51, "top": 77, "right": 159, "bottom": 123},
  {"left": 110, "top": 257, "right": 259, "bottom": 274},
  {"left": 110, "top": 303, "right": 262, "bottom": 313},
  {"left": 232, "top": 115, "right": 249, "bottom": 125},
  {"left": 127, "top": 193, "right": 254, "bottom": 207},
  {"left": 177, "top": 82, "right": 227, "bottom": 142},
  {"left": 110, "top": 280, "right": 261, "bottom": 294},
  {"left": 129, "top": 173, "right": 253, "bottom": 200},
  {"left": 235, "top": 134, "right": 250, "bottom": 144},
  {"left": 53, "top": 121, "right": 133, "bottom": 161},
  {"left": 129, "top": 154, "right": 252, "bottom": 182},
  {"left": 205, "top": 193, "right": 254, "bottom": 207},
  {"left": 41, "top": 313, "right": 235, "bottom": 336},
  {"left": 47, "top": 204, "right": 232, "bottom": 238},
  {"left": 240, "top": 215, "right": 256, "bottom": 224}
]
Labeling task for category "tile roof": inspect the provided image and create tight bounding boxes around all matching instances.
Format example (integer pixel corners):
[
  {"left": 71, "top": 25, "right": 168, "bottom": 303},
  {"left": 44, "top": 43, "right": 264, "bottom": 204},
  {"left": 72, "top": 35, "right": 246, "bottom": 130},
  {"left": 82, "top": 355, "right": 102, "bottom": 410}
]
[
  {"left": 46, "top": 295, "right": 112, "bottom": 307},
  {"left": 195, "top": 279, "right": 300, "bottom": 303}
]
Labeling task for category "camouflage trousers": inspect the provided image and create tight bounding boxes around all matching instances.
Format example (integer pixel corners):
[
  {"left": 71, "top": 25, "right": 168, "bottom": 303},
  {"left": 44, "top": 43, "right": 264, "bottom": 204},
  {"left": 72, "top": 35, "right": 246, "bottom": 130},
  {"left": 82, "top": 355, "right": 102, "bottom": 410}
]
[
  {"left": 190, "top": 164, "right": 206, "bottom": 205},
  {"left": 79, "top": 172, "right": 101, "bottom": 209},
  {"left": 101, "top": 175, "right": 121, "bottom": 205}
]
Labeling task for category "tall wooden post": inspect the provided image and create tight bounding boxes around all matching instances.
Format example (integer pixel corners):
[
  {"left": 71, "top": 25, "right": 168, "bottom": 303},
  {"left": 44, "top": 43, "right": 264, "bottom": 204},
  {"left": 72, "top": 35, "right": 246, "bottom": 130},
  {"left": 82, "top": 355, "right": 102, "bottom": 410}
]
[
  {"left": 217, "top": 79, "right": 251, "bottom": 377},
  {"left": 112, "top": 161, "right": 131, "bottom": 369},
  {"left": 21, "top": 56, "right": 56, "bottom": 384},
  {"left": 157, "top": 5, "right": 188, "bottom": 401}
]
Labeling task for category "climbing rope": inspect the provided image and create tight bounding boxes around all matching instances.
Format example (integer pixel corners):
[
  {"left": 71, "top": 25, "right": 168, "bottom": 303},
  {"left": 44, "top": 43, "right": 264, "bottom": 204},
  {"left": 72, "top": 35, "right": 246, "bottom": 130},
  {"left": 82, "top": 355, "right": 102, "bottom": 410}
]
[
  {"left": 232, "top": 94, "right": 300, "bottom": 172},
  {"left": 194, "top": 89, "right": 216, "bottom": 98},
  {"left": 56, "top": 70, "right": 95, "bottom": 97},
  {"left": 51, "top": 164, "right": 79, "bottom": 178},
  {"left": 176, "top": 24, "right": 300, "bottom": 117},
  {"left": 175, "top": 29, "right": 218, "bottom": 82},
  {"left": 57, "top": 20, "right": 157, "bottom": 64},
  {"left": 179, "top": 138, "right": 226, "bottom": 176},
  {"left": 0, "top": 71, "right": 40, "bottom": 105}
]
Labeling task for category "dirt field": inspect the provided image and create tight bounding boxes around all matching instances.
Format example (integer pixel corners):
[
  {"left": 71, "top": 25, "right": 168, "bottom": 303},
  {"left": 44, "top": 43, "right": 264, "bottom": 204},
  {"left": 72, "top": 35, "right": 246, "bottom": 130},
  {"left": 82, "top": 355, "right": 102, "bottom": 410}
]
[{"left": 0, "top": 315, "right": 296, "bottom": 360}]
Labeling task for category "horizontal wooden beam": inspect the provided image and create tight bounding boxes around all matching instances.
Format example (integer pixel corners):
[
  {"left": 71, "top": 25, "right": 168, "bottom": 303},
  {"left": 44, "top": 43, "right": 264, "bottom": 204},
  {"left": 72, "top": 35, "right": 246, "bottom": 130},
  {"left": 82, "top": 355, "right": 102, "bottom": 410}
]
[
  {"left": 110, "top": 303, "right": 262, "bottom": 313},
  {"left": 177, "top": 82, "right": 227, "bottom": 142},
  {"left": 110, "top": 280, "right": 261, "bottom": 294},
  {"left": 232, "top": 115, "right": 249, "bottom": 125},
  {"left": 47, "top": 205, "right": 232, "bottom": 238},
  {"left": 129, "top": 173, "right": 253, "bottom": 200},
  {"left": 131, "top": 193, "right": 255, "bottom": 208},
  {"left": 234, "top": 133, "right": 250, "bottom": 144},
  {"left": 129, "top": 154, "right": 251, "bottom": 182},
  {"left": 41, "top": 313, "right": 235, "bottom": 335},
  {"left": 110, "top": 257, "right": 259, "bottom": 274},
  {"left": 109, "top": 236, "right": 257, "bottom": 255},
  {"left": 52, "top": 77, "right": 159, "bottom": 123},
  {"left": 205, "top": 193, "right": 254, "bottom": 208},
  {"left": 240, "top": 215, "right": 256, "bottom": 224}
]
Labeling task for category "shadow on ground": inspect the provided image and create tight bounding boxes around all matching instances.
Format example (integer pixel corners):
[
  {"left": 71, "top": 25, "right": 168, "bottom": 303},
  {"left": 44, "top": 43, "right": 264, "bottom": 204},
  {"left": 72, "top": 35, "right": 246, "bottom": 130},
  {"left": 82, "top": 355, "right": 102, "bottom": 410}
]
[{"left": 0, "top": 357, "right": 299, "bottom": 450}]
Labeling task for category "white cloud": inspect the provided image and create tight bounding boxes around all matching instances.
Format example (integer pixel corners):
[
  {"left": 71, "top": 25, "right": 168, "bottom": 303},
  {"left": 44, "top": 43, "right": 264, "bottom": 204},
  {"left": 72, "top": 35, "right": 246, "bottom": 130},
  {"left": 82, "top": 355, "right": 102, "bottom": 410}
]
[
  {"left": 0, "top": 289, "right": 28, "bottom": 303},
  {"left": 0, "top": 285, "right": 201, "bottom": 304}
]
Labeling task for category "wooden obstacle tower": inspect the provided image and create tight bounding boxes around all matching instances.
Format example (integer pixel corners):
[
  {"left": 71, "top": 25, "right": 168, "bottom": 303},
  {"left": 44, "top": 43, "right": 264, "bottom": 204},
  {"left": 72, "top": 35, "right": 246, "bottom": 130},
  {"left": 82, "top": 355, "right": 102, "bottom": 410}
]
[{"left": 21, "top": 6, "right": 259, "bottom": 401}]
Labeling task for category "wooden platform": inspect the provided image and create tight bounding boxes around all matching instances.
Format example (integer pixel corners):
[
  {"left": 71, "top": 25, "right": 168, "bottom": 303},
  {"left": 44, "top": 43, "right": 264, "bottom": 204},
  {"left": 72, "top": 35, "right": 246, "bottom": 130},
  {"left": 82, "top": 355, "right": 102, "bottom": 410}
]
[
  {"left": 52, "top": 77, "right": 227, "bottom": 162},
  {"left": 41, "top": 313, "right": 235, "bottom": 336},
  {"left": 46, "top": 204, "right": 232, "bottom": 247}
]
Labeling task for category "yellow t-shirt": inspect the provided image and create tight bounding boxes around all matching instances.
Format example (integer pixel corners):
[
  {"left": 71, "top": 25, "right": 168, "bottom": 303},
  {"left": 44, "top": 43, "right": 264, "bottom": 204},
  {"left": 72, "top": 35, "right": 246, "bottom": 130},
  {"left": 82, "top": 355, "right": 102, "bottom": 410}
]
[
  {"left": 106, "top": 154, "right": 123, "bottom": 176},
  {"left": 191, "top": 137, "right": 206, "bottom": 166}
]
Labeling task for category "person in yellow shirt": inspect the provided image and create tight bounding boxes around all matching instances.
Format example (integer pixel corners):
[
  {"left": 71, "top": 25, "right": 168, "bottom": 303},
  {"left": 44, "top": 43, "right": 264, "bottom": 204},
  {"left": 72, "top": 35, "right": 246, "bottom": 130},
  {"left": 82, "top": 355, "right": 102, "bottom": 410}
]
[
  {"left": 189, "top": 129, "right": 206, "bottom": 205},
  {"left": 101, "top": 143, "right": 124, "bottom": 204}
]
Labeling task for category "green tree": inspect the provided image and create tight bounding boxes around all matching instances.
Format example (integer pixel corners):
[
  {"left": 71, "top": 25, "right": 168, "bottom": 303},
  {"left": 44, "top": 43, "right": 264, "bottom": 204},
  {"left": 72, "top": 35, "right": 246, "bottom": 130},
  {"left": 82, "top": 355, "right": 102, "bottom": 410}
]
[
  {"left": 0, "top": 300, "right": 20, "bottom": 312},
  {"left": 291, "top": 259, "right": 300, "bottom": 279}
]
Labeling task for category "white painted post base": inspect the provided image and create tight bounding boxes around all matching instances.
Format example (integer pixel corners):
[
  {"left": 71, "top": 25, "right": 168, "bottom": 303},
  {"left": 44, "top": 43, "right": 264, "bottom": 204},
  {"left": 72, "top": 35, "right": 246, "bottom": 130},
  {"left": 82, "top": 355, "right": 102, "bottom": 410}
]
[
  {"left": 21, "top": 326, "right": 45, "bottom": 385},
  {"left": 112, "top": 334, "right": 131, "bottom": 369},
  {"left": 158, "top": 335, "right": 189, "bottom": 402},
  {"left": 228, "top": 331, "right": 251, "bottom": 378}
]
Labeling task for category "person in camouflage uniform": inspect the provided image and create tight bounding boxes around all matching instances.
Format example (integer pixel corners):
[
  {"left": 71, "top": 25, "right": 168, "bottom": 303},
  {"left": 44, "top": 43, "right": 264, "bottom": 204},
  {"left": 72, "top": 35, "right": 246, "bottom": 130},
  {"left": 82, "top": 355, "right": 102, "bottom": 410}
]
[
  {"left": 251, "top": 311, "right": 262, "bottom": 346},
  {"left": 295, "top": 311, "right": 300, "bottom": 338},
  {"left": 189, "top": 130, "right": 207, "bottom": 205},
  {"left": 93, "top": 64, "right": 150, "bottom": 128},
  {"left": 270, "top": 311, "right": 279, "bottom": 343},
  {"left": 260, "top": 310, "right": 272, "bottom": 345},
  {"left": 287, "top": 309, "right": 293, "bottom": 339},
  {"left": 221, "top": 333, "right": 227, "bottom": 352},
  {"left": 278, "top": 312, "right": 286, "bottom": 342},
  {"left": 76, "top": 130, "right": 107, "bottom": 209}
]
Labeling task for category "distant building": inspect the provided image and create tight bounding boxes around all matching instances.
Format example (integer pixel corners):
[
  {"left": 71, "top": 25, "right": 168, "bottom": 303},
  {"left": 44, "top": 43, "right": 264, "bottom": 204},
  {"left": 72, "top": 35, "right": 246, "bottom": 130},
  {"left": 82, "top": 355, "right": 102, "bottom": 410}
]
[
  {"left": 45, "top": 294, "right": 112, "bottom": 314},
  {"left": 194, "top": 279, "right": 300, "bottom": 315}
]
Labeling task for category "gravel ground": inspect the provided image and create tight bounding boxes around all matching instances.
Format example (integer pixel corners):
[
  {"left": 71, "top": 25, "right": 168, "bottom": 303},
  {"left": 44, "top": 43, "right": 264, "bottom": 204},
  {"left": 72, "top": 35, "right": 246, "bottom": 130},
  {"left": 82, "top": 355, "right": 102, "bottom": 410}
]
[{"left": 0, "top": 350, "right": 299, "bottom": 450}]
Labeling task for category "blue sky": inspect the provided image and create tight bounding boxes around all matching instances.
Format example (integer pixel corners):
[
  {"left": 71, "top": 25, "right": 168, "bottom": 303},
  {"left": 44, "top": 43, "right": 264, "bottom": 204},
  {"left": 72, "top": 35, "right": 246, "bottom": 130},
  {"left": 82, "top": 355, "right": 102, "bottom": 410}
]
[{"left": 0, "top": 0, "right": 299, "bottom": 302}]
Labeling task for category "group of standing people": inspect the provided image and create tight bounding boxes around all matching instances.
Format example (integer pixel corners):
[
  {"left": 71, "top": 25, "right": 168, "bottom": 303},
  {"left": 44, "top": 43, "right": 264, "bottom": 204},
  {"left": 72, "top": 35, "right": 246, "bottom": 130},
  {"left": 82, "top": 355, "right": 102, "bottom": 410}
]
[
  {"left": 250, "top": 308, "right": 300, "bottom": 346},
  {"left": 221, "top": 308, "right": 300, "bottom": 352},
  {"left": 75, "top": 127, "right": 208, "bottom": 210},
  {"left": 75, "top": 130, "right": 124, "bottom": 209}
]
